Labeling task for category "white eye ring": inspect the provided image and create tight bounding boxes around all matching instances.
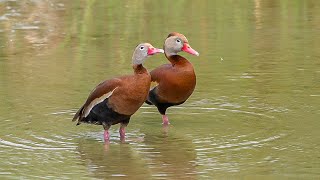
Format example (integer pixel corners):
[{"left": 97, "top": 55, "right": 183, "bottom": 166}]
[
  {"left": 176, "top": 39, "right": 181, "bottom": 43},
  {"left": 140, "top": 46, "right": 144, "bottom": 50}
]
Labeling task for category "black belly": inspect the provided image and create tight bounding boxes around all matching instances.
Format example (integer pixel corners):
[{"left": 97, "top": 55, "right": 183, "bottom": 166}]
[
  {"left": 80, "top": 98, "right": 131, "bottom": 126},
  {"left": 146, "top": 88, "right": 185, "bottom": 115}
]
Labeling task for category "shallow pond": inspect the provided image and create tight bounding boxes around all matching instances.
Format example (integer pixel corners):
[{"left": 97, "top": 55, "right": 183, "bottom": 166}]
[{"left": 0, "top": 0, "right": 319, "bottom": 179}]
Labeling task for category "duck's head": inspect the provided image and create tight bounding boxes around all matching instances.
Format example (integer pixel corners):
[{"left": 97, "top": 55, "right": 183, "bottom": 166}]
[
  {"left": 132, "top": 43, "right": 164, "bottom": 65},
  {"left": 164, "top": 32, "right": 199, "bottom": 57}
]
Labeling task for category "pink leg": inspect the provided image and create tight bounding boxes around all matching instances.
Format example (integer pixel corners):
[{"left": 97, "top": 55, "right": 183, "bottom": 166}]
[
  {"left": 119, "top": 127, "right": 125, "bottom": 139},
  {"left": 162, "top": 115, "right": 170, "bottom": 125},
  {"left": 104, "top": 130, "right": 110, "bottom": 142},
  {"left": 119, "top": 123, "right": 127, "bottom": 142}
]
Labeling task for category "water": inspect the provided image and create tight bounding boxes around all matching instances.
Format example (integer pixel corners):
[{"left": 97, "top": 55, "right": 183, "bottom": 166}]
[{"left": 0, "top": 0, "right": 319, "bottom": 179}]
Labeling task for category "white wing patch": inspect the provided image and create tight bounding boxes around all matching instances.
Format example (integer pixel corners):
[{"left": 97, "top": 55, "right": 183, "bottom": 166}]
[{"left": 83, "top": 87, "right": 118, "bottom": 117}]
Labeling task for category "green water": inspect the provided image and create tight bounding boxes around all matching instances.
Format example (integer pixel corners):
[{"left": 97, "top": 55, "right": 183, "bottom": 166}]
[{"left": 0, "top": 0, "right": 319, "bottom": 179}]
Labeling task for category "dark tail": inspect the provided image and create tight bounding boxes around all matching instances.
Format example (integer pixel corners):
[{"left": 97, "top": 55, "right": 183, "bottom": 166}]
[
  {"left": 72, "top": 106, "right": 84, "bottom": 122},
  {"left": 145, "top": 99, "right": 153, "bottom": 105},
  {"left": 145, "top": 88, "right": 157, "bottom": 105}
]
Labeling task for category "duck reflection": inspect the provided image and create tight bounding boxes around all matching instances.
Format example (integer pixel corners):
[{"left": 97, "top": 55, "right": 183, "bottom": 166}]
[
  {"left": 77, "top": 139, "right": 151, "bottom": 179},
  {"left": 76, "top": 127, "right": 197, "bottom": 179},
  {"left": 141, "top": 127, "right": 198, "bottom": 179}
]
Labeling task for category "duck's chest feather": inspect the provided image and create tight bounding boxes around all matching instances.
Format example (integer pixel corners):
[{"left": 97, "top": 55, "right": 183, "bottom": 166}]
[
  {"left": 151, "top": 56, "right": 196, "bottom": 103},
  {"left": 109, "top": 67, "right": 151, "bottom": 115}
]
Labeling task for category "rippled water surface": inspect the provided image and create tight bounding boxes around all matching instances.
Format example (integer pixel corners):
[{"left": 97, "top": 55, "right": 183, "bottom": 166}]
[{"left": 1, "top": 0, "right": 320, "bottom": 179}]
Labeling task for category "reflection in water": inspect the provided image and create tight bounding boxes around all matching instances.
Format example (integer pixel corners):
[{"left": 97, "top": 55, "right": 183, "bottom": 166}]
[
  {"left": 77, "top": 140, "right": 151, "bottom": 179},
  {"left": 140, "top": 96, "right": 292, "bottom": 178},
  {"left": 141, "top": 132, "right": 197, "bottom": 179},
  {"left": 76, "top": 130, "right": 197, "bottom": 179},
  {"left": 0, "top": 0, "right": 320, "bottom": 179},
  {"left": 254, "top": 0, "right": 262, "bottom": 29},
  {"left": 0, "top": 0, "right": 67, "bottom": 55}
]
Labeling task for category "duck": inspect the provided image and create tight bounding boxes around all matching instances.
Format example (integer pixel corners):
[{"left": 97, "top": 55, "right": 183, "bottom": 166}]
[
  {"left": 73, "top": 43, "right": 164, "bottom": 142},
  {"left": 146, "top": 32, "right": 199, "bottom": 125}
]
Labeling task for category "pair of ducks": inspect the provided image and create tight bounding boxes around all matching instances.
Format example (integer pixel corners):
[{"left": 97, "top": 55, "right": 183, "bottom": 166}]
[{"left": 72, "top": 32, "right": 199, "bottom": 142}]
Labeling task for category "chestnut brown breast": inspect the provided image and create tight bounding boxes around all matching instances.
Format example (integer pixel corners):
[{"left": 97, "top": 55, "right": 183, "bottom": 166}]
[
  {"left": 150, "top": 55, "right": 196, "bottom": 104},
  {"left": 108, "top": 67, "right": 151, "bottom": 115}
]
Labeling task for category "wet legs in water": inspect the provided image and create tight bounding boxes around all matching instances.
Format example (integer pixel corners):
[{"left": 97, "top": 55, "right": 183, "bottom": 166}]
[
  {"left": 102, "top": 123, "right": 111, "bottom": 143},
  {"left": 162, "top": 114, "right": 170, "bottom": 125},
  {"left": 119, "top": 123, "right": 128, "bottom": 142}
]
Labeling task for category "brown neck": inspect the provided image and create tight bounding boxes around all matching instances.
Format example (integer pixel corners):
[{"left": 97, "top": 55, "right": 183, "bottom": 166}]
[
  {"left": 165, "top": 55, "right": 188, "bottom": 66},
  {"left": 133, "top": 64, "right": 147, "bottom": 74}
]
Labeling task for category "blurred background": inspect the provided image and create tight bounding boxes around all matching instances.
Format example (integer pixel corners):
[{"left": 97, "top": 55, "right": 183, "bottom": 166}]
[{"left": 0, "top": 0, "right": 319, "bottom": 179}]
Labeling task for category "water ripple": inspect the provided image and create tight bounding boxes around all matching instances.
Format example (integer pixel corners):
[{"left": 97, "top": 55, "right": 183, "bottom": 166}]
[
  {"left": 13, "top": 23, "right": 40, "bottom": 30},
  {"left": 139, "top": 96, "right": 287, "bottom": 119},
  {"left": 141, "top": 106, "right": 275, "bottom": 118},
  {"left": 0, "top": 133, "right": 77, "bottom": 151},
  {"left": 50, "top": 109, "right": 76, "bottom": 115},
  {"left": 190, "top": 132, "right": 287, "bottom": 174}
]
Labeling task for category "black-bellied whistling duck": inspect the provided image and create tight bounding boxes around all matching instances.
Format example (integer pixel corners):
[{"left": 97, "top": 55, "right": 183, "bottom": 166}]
[
  {"left": 73, "top": 43, "right": 164, "bottom": 142},
  {"left": 146, "top": 32, "right": 199, "bottom": 125}
]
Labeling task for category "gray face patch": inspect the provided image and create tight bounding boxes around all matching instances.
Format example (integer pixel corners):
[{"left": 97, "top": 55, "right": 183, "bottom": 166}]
[
  {"left": 132, "top": 43, "right": 152, "bottom": 65},
  {"left": 164, "top": 36, "right": 186, "bottom": 57}
]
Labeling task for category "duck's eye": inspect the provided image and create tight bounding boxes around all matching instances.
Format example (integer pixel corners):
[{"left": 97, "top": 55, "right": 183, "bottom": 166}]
[
  {"left": 140, "top": 46, "right": 144, "bottom": 50},
  {"left": 176, "top": 39, "right": 181, "bottom": 43}
]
